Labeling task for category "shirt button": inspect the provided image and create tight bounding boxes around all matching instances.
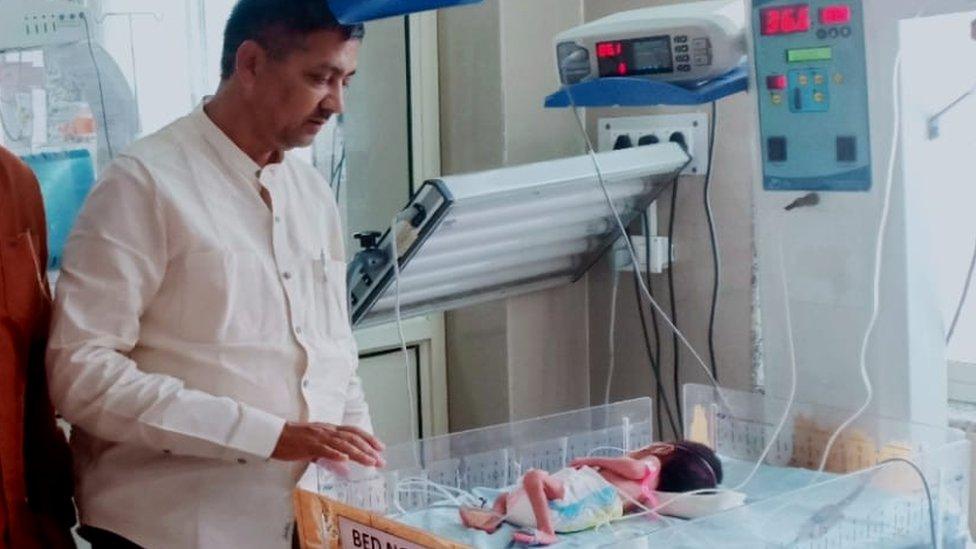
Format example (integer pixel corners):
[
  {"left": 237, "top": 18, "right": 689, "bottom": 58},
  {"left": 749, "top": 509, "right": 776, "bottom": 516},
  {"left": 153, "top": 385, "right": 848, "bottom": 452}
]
[
  {"left": 295, "top": 326, "right": 303, "bottom": 335},
  {"left": 274, "top": 216, "right": 282, "bottom": 223},
  {"left": 302, "top": 379, "right": 310, "bottom": 389},
  {"left": 282, "top": 271, "right": 292, "bottom": 280}
]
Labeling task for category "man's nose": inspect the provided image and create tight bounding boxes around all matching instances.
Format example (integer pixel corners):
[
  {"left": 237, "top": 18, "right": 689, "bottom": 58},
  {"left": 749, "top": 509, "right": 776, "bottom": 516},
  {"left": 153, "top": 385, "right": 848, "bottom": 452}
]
[{"left": 322, "top": 84, "right": 345, "bottom": 115}]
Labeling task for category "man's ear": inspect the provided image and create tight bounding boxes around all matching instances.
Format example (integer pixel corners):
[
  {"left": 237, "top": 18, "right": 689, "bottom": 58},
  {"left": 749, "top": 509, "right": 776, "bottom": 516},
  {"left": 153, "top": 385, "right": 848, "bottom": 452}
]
[{"left": 234, "top": 40, "right": 266, "bottom": 90}]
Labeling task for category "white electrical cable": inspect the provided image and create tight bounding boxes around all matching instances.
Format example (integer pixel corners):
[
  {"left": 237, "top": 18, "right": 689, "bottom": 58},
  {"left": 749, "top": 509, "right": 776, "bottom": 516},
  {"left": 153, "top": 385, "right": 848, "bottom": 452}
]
[
  {"left": 605, "top": 270, "right": 620, "bottom": 405},
  {"left": 564, "top": 99, "right": 734, "bottom": 416},
  {"left": 586, "top": 446, "right": 628, "bottom": 458},
  {"left": 562, "top": 89, "right": 801, "bottom": 508},
  {"left": 391, "top": 219, "right": 419, "bottom": 441},
  {"left": 562, "top": 101, "right": 751, "bottom": 516},
  {"left": 816, "top": 51, "right": 903, "bottom": 474},
  {"left": 395, "top": 478, "right": 480, "bottom": 507},
  {"left": 732, "top": 237, "right": 797, "bottom": 491},
  {"left": 812, "top": 0, "right": 938, "bottom": 477},
  {"left": 392, "top": 477, "right": 514, "bottom": 524},
  {"left": 614, "top": 253, "right": 795, "bottom": 520},
  {"left": 946, "top": 236, "right": 976, "bottom": 344}
]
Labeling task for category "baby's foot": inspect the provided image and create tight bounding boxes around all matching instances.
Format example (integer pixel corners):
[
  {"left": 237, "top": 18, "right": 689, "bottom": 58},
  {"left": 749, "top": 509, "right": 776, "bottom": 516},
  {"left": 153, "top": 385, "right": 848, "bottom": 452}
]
[
  {"left": 459, "top": 507, "right": 504, "bottom": 533},
  {"left": 512, "top": 529, "right": 559, "bottom": 546}
]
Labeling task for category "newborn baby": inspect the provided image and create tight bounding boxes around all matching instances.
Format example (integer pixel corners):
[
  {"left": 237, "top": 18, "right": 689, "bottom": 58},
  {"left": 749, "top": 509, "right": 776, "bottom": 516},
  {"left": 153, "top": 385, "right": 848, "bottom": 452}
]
[{"left": 460, "top": 441, "right": 723, "bottom": 546}]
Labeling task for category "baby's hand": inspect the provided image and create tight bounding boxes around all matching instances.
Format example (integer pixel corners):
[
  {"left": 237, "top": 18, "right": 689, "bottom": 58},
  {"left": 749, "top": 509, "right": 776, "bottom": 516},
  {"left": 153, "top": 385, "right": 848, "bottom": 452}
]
[{"left": 570, "top": 457, "right": 597, "bottom": 468}]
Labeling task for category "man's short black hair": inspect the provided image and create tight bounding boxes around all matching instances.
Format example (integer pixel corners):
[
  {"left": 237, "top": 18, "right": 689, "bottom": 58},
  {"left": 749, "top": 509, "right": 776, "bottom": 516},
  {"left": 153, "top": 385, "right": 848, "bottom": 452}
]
[{"left": 221, "top": 0, "right": 365, "bottom": 80}]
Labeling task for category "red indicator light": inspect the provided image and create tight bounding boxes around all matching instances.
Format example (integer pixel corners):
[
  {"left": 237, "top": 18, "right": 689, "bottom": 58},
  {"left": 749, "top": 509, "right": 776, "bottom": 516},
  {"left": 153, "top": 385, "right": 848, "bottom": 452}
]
[
  {"left": 597, "top": 42, "right": 622, "bottom": 58},
  {"left": 761, "top": 5, "right": 811, "bottom": 35},
  {"left": 767, "top": 74, "right": 788, "bottom": 90},
  {"left": 820, "top": 5, "right": 851, "bottom": 25},
  {"left": 617, "top": 62, "right": 628, "bottom": 76}
]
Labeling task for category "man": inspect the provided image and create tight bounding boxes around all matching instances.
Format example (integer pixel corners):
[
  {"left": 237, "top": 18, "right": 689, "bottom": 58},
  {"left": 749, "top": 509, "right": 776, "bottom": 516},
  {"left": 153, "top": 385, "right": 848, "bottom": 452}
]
[
  {"left": 0, "top": 145, "right": 75, "bottom": 548},
  {"left": 47, "top": 1, "right": 385, "bottom": 547}
]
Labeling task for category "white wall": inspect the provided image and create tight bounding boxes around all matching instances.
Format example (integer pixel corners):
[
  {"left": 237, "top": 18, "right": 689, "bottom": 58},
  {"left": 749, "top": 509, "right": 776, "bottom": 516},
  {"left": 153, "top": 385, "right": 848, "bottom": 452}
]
[
  {"left": 343, "top": 18, "right": 411, "bottom": 253},
  {"left": 439, "top": 0, "right": 592, "bottom": 431},
  {"left": 902, "top": 12, "right": 976, "bottom": 364}
]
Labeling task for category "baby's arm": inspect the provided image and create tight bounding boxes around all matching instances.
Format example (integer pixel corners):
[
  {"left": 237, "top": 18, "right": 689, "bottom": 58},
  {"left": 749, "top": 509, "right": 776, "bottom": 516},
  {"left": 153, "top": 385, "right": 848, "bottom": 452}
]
[{"left": 570, "top": 457, "right": 652, "bottom": 480}]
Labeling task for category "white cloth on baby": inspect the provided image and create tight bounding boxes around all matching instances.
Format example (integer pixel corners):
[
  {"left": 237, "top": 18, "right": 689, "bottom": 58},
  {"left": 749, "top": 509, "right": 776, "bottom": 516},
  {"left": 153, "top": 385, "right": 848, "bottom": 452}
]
[{"left": 505, "top": 466, "right": 624, "bottom": 533}]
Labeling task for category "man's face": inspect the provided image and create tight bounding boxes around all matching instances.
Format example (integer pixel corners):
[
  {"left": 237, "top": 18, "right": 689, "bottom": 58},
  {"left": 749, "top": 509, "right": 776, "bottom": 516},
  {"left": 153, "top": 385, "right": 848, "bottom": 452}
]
[{"left": 249, "top": 30, "right": 359, "bottom": 151}]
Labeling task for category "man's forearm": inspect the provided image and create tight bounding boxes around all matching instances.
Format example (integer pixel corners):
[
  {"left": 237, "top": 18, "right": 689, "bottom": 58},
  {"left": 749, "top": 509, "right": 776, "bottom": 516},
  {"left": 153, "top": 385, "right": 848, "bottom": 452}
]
[{"left": 48, "top": 343, "right": 286, "bottom": 462}]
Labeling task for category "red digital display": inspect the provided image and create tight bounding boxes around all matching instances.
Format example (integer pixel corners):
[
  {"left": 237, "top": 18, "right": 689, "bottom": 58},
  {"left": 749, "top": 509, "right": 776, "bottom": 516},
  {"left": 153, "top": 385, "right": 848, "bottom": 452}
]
[
  {"left": 820, "top": 5, "right": 852, "bottom": 25},
  {"left": 595, "top": 37, "right": 675, "bottom": 78},
  {"left": 766, "top": 74, "right": 788, "bottom": 90},
  {"left": 597, "top": 42, "right": 623, "bottom": 58},
  {"left": 761, "top": 5, "right": 812, "bottom": 35}
]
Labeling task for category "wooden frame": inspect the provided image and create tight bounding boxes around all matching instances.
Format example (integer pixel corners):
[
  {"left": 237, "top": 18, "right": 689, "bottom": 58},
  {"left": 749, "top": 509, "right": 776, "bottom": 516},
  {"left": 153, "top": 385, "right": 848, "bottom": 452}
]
[{"left": 294, "top": 489, "right": 466, "bottom": 549}]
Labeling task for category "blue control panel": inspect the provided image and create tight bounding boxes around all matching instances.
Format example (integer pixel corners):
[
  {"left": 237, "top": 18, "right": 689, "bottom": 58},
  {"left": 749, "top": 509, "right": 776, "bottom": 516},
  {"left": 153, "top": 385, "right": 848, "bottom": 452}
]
[{"left": 753, "top": 0, "right": 872, "bottom": 191}]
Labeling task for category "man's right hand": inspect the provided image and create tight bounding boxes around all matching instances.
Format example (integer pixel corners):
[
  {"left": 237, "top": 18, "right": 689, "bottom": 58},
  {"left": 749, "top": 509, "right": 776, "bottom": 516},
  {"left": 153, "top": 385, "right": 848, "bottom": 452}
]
[{"left": 271, "top": 422, "right": 386, "bottom": 467}]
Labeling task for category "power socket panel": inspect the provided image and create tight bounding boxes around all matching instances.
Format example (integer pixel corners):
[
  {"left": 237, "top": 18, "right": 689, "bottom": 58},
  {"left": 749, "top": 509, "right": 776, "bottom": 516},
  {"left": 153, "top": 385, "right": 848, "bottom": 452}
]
[
  {"left": 598, "top": 113, "right": 710, "bottom": 176},
  {"left": 614, "top": 236, "right": 674, "bottom": 274}
]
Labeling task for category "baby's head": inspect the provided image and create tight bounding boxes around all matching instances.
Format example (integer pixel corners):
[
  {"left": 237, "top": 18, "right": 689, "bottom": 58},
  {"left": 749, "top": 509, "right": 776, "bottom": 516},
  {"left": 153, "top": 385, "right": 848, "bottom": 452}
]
[{"left": 629, "top": 441, "right": 722, "bottom": 493}]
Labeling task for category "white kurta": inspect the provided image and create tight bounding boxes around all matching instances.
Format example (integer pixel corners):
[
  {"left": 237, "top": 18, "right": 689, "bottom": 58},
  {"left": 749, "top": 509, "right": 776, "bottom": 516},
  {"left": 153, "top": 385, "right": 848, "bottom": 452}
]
[{"left": 47, "top": 105, "right": 371, "bottom": 548}]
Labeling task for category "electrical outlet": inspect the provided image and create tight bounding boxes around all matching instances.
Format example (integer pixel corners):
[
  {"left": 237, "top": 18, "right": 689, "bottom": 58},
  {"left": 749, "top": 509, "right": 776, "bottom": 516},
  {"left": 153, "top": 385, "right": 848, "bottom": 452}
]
[
  {"left": 597, "top": 113, "right": 710, "bottom": 175},
  {"left": 614, "top": 236, "right": 674, "bottom": 274},
  {"left": 599, "top": 113, "right": 700, "bottom": 275}
]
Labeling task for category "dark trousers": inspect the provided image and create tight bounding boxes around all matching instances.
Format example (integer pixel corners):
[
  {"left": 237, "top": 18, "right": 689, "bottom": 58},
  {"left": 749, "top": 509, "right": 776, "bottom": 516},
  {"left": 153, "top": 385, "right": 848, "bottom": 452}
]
[
  {"left": 78, "top": 524, "right": 302, "bottom": 548},
  {"left": 77, "top": 526, "right": 143, "bottom": 549}
]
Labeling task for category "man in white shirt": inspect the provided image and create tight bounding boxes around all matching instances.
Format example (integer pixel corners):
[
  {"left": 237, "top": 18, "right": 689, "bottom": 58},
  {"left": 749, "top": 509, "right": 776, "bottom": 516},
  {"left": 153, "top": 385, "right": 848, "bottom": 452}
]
[{"left": 46, "top": 1, "right": 385, "bottom": 547}]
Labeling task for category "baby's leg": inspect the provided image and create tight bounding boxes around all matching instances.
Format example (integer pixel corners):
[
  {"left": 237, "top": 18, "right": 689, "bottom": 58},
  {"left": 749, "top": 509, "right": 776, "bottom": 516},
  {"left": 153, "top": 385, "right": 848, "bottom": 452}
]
[
  {"left": 459, "top": 493, "right": 507, "bottom": 533},
  {"left": 516, "top": 470, "right": 563, "bottom": 544},
  {"left": 493, "top": 493, "right": 507, "bottom": 516}
]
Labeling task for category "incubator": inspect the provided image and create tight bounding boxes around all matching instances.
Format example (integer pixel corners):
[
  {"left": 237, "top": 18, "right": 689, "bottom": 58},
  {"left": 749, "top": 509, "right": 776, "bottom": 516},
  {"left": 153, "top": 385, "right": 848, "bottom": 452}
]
[{"left": 298, "top": 386, "right": 969, "bottom": 548}]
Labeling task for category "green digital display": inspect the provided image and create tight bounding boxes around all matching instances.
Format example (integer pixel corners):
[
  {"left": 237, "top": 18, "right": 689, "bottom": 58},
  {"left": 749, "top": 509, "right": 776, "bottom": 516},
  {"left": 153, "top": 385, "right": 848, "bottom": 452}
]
[{"left": 787, "top": 47, "right": 833, "bottom": 63}]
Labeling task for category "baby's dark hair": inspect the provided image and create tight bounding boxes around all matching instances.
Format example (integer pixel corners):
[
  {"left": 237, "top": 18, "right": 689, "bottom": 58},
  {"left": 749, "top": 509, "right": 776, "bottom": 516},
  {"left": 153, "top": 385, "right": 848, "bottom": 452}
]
[{"left": 649, "top": 441, "right": 723, "bottom": 493}]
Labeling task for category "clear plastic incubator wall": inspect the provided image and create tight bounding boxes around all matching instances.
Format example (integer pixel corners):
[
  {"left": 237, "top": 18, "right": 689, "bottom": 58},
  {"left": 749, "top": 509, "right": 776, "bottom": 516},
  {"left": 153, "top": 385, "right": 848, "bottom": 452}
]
[{"left": 310, "top": 385, "right": 971, "bottom": 548}]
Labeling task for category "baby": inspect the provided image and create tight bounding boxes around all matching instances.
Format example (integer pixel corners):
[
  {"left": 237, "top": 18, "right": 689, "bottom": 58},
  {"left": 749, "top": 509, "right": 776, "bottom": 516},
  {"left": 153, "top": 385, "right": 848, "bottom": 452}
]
[{"left": 459, "top": 441, "right": 722, "bottom": 546}]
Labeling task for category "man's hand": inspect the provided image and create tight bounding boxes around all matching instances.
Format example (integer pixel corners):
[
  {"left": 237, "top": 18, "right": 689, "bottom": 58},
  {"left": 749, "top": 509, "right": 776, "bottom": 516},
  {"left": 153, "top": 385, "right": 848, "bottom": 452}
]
[{"left": 271, "top": 422, "right": 386, "bottom": 467}]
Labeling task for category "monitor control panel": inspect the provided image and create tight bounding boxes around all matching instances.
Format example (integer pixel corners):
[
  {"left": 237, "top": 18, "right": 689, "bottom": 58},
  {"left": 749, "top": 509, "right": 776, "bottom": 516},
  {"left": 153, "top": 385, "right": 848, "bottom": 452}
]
[{"left": 753, "top": 0, "right": 872, "bottom": 191}]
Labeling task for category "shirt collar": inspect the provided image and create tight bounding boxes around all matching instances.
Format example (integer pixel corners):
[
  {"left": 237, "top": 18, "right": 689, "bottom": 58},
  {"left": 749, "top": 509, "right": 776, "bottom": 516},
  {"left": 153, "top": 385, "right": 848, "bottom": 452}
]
[{"left": 191, "top": 102, "right": 283, "bottom": 185}]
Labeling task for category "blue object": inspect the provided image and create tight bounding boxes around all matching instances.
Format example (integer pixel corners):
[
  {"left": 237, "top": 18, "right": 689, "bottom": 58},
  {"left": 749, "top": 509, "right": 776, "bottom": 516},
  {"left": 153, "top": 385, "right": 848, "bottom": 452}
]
[
  {"left": 21, "top": 150, "right": 96, "bottom": 270},
  {"left": 752, "top": 0, "right": 872, "bottom": 192},
  {"left": 544, "top": 66, "right": 749, "bottom": 109},
  {"left": 327, "top": 0, "right": 482, "bottom": 24}
]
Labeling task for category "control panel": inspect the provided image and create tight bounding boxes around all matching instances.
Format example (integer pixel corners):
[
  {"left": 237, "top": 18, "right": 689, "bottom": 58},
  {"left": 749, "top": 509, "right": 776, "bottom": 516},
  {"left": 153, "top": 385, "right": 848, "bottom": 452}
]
[
  {"left": 753, "top": 0, "right": 872, "bottom": 191},
  {"left": 556, "top": 1, "right": 747, "bottom": 86},
  {"left": 0, "top": 1, "right": 89, "bottom": 52},
  {"left": 590, "top": 34, "right": 715, "bottom": 80}
]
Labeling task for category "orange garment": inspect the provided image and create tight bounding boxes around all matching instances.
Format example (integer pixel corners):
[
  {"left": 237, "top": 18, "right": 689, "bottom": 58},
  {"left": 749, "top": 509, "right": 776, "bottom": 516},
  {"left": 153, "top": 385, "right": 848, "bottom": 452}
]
[{"left": 0, "top": 146, "right": 75, "bottom": 549}]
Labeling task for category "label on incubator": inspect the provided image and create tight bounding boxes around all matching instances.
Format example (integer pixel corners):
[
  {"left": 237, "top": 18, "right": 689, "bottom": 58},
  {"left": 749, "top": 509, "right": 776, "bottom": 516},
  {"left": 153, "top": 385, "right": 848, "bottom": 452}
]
[
  {"left": 338, "top": 517, "right": 425, "bottom": 549},
  {"left": 293, "top": 489, "right": 466, "bottom": 549}
]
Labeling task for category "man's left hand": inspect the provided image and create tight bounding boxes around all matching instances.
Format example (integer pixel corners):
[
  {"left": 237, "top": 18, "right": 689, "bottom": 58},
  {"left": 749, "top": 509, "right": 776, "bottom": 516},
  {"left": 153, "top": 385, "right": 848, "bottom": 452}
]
[{"left": 271, "top": 422, "right": 386, "bottom": 466}]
